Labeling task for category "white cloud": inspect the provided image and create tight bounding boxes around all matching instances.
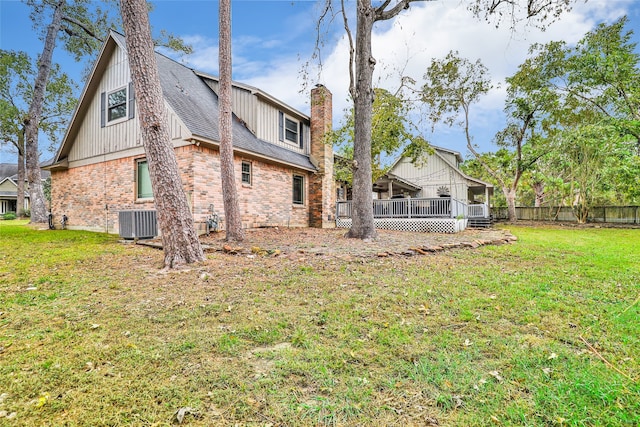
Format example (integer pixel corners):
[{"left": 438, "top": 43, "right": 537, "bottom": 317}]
[{"left": 171, "top": 0, "right": 634, "bottom": 155}]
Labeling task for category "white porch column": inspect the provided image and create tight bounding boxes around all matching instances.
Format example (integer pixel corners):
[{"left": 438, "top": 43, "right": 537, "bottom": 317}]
[{"left": 485, "top": 187, "right": 490, "bottom": 217}]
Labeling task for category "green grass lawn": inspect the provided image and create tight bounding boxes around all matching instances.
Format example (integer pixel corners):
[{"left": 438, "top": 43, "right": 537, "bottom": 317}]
[{"left": 0, "top": 220, "right": 638, "bottom": 426}]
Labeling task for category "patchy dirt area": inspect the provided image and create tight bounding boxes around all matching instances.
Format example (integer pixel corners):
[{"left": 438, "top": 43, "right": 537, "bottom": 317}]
[{"left": 195, "top": 226, "right": 515, "bottom": 258}]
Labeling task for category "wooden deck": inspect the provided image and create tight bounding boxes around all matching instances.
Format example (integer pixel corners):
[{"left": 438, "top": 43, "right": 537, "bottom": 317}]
[
  {"left": 335, "top": 198, "right": 490, "bottom": 233},
  {"left": 336, "top": 197, "right": 489, "bottom": 219}
]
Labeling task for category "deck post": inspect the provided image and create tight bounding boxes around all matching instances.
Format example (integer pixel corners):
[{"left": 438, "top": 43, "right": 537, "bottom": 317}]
[
  {"left": 450, "top": 197, "right": 454, "bottom": 218},
  {"left": 485, "top": 188, "right": 490, "bottom": 218}
]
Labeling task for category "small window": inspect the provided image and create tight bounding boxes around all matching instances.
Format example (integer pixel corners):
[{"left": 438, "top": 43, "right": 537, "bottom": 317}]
[
  {"left": 136, "top": 159, "right": 153, "bottom": 200},
  {"left": 107, "top": 87, "right": 127, "bottom": 122},
  {"left": 278, "top": 111, "right": 299, "bottom": 145},
  {"left": 293, "top": 174, "right": 304, "bottom": 205},
  {"left": 285, "top": 118, "right": 298, "bottom": 143},
  {"left": 241, "top": 161, "right": 252, "bottom": 185}
]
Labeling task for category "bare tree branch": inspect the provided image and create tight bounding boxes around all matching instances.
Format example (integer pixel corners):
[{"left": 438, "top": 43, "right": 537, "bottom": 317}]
[
  {"left": 61, "top": 15, "right": 103, "bottom": 43},
  {"left": 376, "top": 0, "right": 427, "bottom": 22},
  {"left": 340, "top": 0, "right": 356, "bottom": 98}
]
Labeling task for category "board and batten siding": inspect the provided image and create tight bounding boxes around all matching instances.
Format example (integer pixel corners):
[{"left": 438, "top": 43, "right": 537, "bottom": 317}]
[
  {"left": 204, "top": 79, "right": 258, "bottom": 135},
  {"left": 390, "top": 155, "right": 469, "bottom": 202},
  {"left": 438, "top": 151, "right": 459, "bottom": 167},
  {"left": 68, "top": 44, "right": 189, "bottom": 165},
  {"left": 202, "top": 77, "right": 309, "bottom": 155},
  {"left": 255, "top": 103, "right": 309, "bottom": 155}
]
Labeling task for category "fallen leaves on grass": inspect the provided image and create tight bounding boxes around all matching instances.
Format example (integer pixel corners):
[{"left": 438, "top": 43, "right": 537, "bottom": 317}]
[
  {"left": 488, "top": 371, "right": 503, "bottom": 382},
  {"left": 174, "top": 407, "right": 200, "bottom": 424}
]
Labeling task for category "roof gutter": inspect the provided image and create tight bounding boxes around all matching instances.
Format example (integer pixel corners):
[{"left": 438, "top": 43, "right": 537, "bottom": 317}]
[
  {"left": 42, "top": 158, "right": 69, "bottom": 172},
  {"left": 189, "top": 137, "right": 317, "bottom": 173}
]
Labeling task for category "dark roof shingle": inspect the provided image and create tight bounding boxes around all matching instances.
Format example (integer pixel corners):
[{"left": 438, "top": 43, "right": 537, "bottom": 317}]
[{"left": 112, "top": 31, "right": 315, "bottom": 171}]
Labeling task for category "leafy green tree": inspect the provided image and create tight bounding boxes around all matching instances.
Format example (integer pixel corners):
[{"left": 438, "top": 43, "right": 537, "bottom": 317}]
[
  {"left": 421, "top": 51, "right": 547, "bottom": 222},
  {"left": 21, "top": 0, "right": 191, "bottom": 224},
  {"left": 21, "top": 0, "right": 120, "bottom": 223},
  {"left": 522, "top": 18, "right": 640, "bottom": 215},
  {"left": 315, "top": 0, "right": 577, "bottom": 238},
  {"left": 0, "top": 49, "right": 76, "bottom": 217},
  {"left": 549, "top": 123, "right": 639, "bottom": 222},
  {"left": 562, "top": 17, "right": 640, "bottom": 151},
  {"left": 329, "top": 88, "right": 430, "bottom": 186}
]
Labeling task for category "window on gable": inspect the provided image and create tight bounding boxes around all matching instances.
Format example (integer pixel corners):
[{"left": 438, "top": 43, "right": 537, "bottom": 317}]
[
  {"left": 108, "top": 87, "right": 127, "bottom": 122},
  {"left": 136, "top": 159, "right": 153, "bottom": 200},
  {"left": 279, "top": 111, "right": 301, "bottom": 146},
  {"left": 101, "top": 83, "right": 135, "bottom": 127},
  {"left": 293, "top": 174, "right": 304, "bottom": 205},
  {"left": 241, "top": 161, "right": 252, "bottom": 185},
  {"left": 285, "top": 117, "right": 298, "bottom": 143}
]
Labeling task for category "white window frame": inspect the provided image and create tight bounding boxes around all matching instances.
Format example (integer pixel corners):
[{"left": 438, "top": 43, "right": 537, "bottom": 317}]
[
  {"left": 135, "top": 159, "right": 153, "bottom": 201},
  {"left": 107, "top": 86, "right": 128, "bottom": 125},
  {"left": 292, "top": 174, "right": 304, "bottom": 205},
  {"left": 241, "top": 161, "right": 252, "bottom": 186},
  {"left": 284, "top": 117, "right": 298, "bottom": 144},
  {"left": 279, "top": 111, "right": 302, "bottom": 146}
]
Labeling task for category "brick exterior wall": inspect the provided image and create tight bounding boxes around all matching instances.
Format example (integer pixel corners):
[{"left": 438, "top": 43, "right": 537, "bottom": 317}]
[
  {"left": 189, "top": 145, "right": 310, "bottom": 233},
  {"left": 308, "top": 85, "right": 336, "bottom": 228},
  {"left": 51, "top": 156, "right": 154, "bottom": 232},
  {"left": 51, "top": 145, "right": 311, "bottom": 234}
]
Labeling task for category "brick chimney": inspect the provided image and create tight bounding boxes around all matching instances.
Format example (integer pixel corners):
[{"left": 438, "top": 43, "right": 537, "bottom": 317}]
[{"left": 308, "top": 84, "right": 335, "bottom": 228}]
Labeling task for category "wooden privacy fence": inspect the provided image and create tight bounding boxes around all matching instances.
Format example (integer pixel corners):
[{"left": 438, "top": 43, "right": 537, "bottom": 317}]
[{"left": 492, "top": 206, "right": 640, "bottom": 224}]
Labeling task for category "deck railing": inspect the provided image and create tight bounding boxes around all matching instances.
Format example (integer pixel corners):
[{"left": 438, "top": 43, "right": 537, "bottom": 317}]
[
  {"left": 467, "top": 203, "right": 488, "bottom": 218},
  {"left": 336, "top": 198, "right": 489, "bottom": 219}
]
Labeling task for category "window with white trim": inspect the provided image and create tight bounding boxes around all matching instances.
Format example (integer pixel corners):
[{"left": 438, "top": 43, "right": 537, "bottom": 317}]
[
  {"left": 101, "top": 83, "right": 135, "bottom": 127},
  {"left": 136, "top": 159, "right": 153, "bottom": 200},
  {"left": 279, "top": 111, "right": 303, "bottom": 147},
  {"left": 241, "top": 161, "right": 252, "bottom": 185},
  {"left": 293, "top": 174, "right": 304, "bottom": 205},
  {"left": 107, "top": 87, "right": 127, "bottom": 122}
]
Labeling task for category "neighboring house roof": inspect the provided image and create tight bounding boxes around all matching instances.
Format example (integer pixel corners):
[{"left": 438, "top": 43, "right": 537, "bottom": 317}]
[
  {"left": 0, "top": 163, "right": 18, "bottom": 180},
  {"left": 0, "top": 163, "right": 51, "bottom": 181},
  {"left": 0, "top": 176, "right": 19, "bottom": 199},
  {"left": 50, "top": 31, "right": 315, "bottom": 172},
  {"left": 0, "top": 176, "right": 17, "bottom": 188},
  {"left": 0, "top": 176, "right": 25, "bottom": 199}
]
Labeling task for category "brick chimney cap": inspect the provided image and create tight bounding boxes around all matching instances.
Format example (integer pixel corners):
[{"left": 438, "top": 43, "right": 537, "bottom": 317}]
[{"left": 314, "top": 83, "right": 325, "bottom": 88}]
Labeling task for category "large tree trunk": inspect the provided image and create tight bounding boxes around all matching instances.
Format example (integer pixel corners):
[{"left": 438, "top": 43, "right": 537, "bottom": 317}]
[
  {"left": 533, "top": 181, "right": 544, "bottom": 207},
  {"left": 346, "top": 0, "right": 377, "bottom": 240},
  {"left": 24, "top": 0, "right": 65, "bottom": 224},
  {"left": 218, "top": 0, "right": 244, "bottom": 242},
  {"left": 120, "top": 0, "right": 204, "bottom": 268},
  {"left": 17, "top": 131, "right": 26, "bottom": 218},
  {"left": 503, "top": 187, "right": 518, "bottom": 223}
]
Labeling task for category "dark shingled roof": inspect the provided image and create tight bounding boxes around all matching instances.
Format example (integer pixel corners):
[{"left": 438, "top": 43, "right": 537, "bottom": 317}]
[
  {"left": 0, "top": 163, "right": 51, "bottom": 181},
  {"left": 0, "top": 163, "right": 17, "bottom": 180},
  {"left": 111, "top": 32, "right": 315, "bottom": 171}
]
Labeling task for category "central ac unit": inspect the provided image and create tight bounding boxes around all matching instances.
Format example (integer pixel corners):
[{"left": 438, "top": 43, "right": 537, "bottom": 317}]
[{"left": 118, "top": 210, "right": 158, "bottom": 239}]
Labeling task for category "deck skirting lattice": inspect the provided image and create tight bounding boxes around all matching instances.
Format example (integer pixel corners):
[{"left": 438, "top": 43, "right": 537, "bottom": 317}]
[{"left": 335, "top": 218, "right": 467, "bottom": 233}]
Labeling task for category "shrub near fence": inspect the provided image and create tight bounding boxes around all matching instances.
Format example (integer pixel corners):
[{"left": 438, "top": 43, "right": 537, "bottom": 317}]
[{"left": 492, "top": 206, "right": 640, "bottom": 224}]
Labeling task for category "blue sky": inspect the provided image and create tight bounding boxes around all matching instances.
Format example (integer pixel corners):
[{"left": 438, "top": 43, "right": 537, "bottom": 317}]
[{"left": 1, "top": 0, "right": 640, "bottom": 164}]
